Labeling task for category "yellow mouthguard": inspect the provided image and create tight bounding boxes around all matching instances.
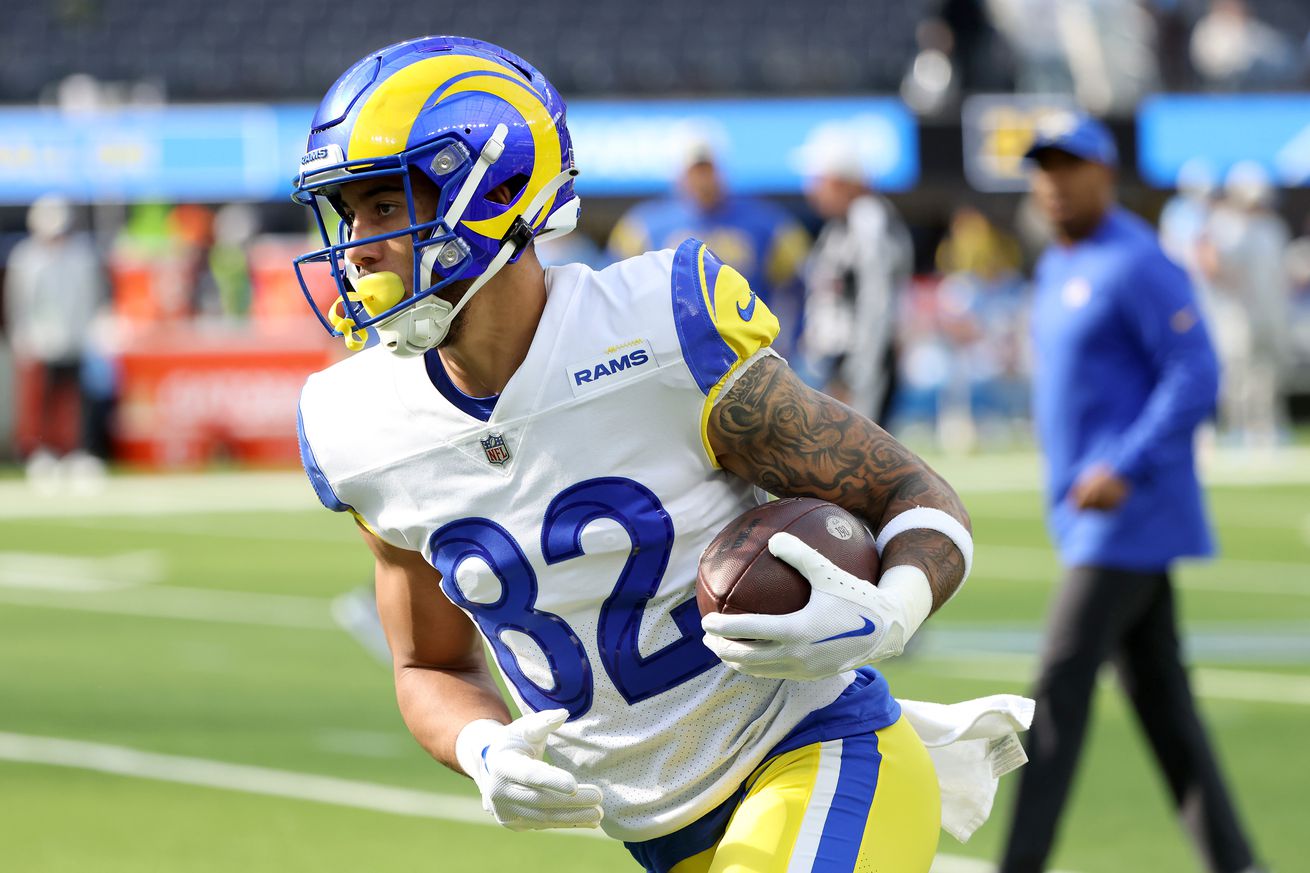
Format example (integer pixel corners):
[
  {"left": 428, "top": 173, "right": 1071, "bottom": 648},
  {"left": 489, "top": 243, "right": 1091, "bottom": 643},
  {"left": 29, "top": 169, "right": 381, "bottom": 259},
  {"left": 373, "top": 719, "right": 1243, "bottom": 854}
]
[
  {"left": 327, "top": 298, "right": 368, "bottom": 351},
  {"left": 349, "top": 271, "right": 405, "bottom": 317},
  {"left": 326, "top": 273, "right": 405, "bottom": 352}
]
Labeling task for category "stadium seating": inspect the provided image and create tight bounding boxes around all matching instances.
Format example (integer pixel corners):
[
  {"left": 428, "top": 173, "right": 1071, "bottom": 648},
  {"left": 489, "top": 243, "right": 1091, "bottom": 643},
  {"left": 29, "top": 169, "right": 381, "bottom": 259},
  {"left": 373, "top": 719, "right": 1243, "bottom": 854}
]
[
  {"left": 5, "top": 0, "right": 1309, "bottom": 103},
  {"left": 0, "top": 0, "right": 929, "bottom": 100}
]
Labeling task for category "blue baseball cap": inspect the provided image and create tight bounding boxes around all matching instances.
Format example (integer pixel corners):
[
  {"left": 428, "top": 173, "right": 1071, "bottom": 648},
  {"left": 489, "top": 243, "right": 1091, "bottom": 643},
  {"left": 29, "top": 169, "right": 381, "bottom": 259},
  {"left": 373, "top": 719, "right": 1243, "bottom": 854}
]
[{"left": 1024, "top": 112, "right": 1118, "bottom": 168}]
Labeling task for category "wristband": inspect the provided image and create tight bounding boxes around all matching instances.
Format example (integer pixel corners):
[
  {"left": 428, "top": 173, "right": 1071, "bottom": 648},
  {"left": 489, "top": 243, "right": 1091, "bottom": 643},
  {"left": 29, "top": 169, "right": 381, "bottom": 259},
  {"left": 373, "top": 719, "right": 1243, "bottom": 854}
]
[
  {"left": 877, "top": 564, "right": 934, "bottom": 637},
  {"left": 875, "top": 506, "right": 974, "bottom": 585},
  {"left": 454, "top": 718, "right": 503, "bottom": 779}
]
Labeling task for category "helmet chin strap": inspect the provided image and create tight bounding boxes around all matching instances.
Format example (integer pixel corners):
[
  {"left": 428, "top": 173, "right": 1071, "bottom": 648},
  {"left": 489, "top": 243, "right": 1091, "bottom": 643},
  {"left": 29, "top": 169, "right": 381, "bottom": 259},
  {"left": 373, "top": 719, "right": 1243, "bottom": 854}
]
[{"left": 375, "top": 164, "right": 578, "bottom": 356}]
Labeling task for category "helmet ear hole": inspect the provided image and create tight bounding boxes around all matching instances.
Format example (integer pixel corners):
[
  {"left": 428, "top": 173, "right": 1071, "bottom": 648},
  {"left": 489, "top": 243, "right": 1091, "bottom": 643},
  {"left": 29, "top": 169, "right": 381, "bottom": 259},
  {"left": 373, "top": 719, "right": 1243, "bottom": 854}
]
[{"left": 486, "top": 174, "right": 529, "bottom": 206}]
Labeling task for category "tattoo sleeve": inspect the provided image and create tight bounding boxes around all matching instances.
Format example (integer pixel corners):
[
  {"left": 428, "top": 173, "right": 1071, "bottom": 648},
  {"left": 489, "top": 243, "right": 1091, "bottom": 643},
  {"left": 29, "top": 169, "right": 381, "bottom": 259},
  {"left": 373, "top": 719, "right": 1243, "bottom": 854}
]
[{"left": 708, "top": 355, "right": 971, "bottom": 611}]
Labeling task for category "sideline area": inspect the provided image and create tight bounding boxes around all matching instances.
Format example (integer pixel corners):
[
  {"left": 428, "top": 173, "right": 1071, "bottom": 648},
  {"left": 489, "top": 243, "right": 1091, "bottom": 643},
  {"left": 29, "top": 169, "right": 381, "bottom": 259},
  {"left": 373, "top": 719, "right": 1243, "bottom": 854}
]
[{"left": 3, "top": 445, "right": 1309, "bottom": 520}]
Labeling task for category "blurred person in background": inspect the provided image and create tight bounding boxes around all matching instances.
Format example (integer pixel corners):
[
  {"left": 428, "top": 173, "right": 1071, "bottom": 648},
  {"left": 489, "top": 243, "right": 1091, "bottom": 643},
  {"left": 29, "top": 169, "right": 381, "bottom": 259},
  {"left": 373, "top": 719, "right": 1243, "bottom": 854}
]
[
  {"left": 989, "top": 0, "right": 1157, "bottom": 114},
  {"left": 209, "top": 203, "right": 260, "bottom": 319},
  {"left": 934, "top": 0, "right": 1014, "bottom": 93},
  {"left": 1152, "top": 0, "right": 1201, "bottom": 89},
  {"left": 3, "top": 195, "right": 106, "bottom": 482},
  {"left": 116, "top": 202, "right": 173, "bottom": 256},
  {"left": 1199, "top": 162, "right": 1292, "bottom": 448},
  {"left": 1159, "top": 158, "right": 1218, "bottom": 293},
  {"left": 985, "top": 0, "right": 1075, "bottom": 95},
  {"left": 999, "top": 114, "right": 1266, "bottom": 873},
  {"left": 168, "top": 203, "right": 220, "bottom": 316},
  {"left": 796, "top": 138, "right": 913, "bottom": 425},
  {"left": 1058, "top": 0, "right": 1159, "bottom": 116},
  {"left": 1190, "top": 0, "right": 1298, "bottom": 90},
  {"left": 933, "top": 206, "right": 1028, "bottom": 452},
  {"left": 900, "top": 17, "right": 964, "bottom": 117},
  {"left": 1160, "top": 159, "right": 1220, "bottom": 349},
  {"left": 903, "top": 0, "right": 1017, "bottom": 115},
  {"left": 608, "top": 135, "right": 809, "bottom": 354},
  {"left": 1284, "top": 231, "right": 1310, "bottom": 394}
]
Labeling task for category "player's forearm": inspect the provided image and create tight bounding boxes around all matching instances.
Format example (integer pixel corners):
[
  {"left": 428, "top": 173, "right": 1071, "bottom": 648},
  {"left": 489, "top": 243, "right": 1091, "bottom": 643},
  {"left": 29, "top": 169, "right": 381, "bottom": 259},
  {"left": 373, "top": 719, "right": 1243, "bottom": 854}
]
[
  {"left": 710, "top": 355, "right": 970, "bottom": 611},
  {"left": 835, "top": 453, "right": 969, "bottom": 612},
  {"left": 394, "top": 663, "right": 512, "bottom": 774}
]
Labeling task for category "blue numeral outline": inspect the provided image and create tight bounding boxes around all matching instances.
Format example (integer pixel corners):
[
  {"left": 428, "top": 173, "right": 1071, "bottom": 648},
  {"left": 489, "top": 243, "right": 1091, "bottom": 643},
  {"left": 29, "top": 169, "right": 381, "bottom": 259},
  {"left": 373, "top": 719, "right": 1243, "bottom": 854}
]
[
  {"left": 430, "top": 518, "right": 592, "bottom": 717},
  {"left": 542, "top": 478, "right": 718, "bottom": 705},
  {"left": 430, "top": 477, "right": 715, "bottom": 718}
]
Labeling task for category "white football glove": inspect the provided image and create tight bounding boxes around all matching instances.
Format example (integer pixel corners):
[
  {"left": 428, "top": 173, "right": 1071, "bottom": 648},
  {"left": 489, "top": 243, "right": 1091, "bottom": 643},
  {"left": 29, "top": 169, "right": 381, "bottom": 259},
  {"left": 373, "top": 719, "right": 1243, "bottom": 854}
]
[
  {"left": 700, "top": 531, "right": 934, "bottom": 681},
  {"left": 454, "top": 708, "right": 604, "bottom": 831}
]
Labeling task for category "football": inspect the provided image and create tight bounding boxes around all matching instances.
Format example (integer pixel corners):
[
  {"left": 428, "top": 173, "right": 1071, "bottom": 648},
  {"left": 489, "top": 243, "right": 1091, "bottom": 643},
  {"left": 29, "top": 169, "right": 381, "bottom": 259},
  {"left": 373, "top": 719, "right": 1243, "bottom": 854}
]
[{"left": 696, "top": 497, "right": 881, "bottom": 619}]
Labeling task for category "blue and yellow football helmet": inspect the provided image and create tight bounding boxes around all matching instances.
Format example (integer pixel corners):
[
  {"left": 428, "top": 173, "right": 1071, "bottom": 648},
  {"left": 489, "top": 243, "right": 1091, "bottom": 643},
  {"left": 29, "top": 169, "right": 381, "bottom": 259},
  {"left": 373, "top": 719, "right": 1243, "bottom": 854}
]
[{"left": 292, "top": 36, "right": 579, "bottom": 355}]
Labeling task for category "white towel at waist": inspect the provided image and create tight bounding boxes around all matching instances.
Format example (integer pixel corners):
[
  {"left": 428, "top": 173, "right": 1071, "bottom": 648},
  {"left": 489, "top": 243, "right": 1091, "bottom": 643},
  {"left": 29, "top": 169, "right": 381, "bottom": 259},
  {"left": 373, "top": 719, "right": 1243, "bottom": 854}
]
[{"left": 899, "top": 694, "right": 1035, "bottom": 842}]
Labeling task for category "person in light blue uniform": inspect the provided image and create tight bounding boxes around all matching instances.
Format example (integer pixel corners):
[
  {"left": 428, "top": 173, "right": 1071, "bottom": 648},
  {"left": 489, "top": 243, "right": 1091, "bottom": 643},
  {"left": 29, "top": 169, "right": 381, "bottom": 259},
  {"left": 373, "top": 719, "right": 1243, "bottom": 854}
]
[
  {"left": 998, "top": 113, "right": 1265, "bottom": 873},
  {"left": 608, "top": 137, "right": 809, "bottom": 355}
]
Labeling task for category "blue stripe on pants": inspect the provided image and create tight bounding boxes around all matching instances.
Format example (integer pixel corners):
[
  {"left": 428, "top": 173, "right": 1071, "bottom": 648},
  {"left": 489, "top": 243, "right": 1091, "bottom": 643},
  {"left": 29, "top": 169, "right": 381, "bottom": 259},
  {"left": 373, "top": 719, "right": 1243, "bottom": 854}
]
[{"left": 813, "top": 732, "right": 882, "bottom": 868}]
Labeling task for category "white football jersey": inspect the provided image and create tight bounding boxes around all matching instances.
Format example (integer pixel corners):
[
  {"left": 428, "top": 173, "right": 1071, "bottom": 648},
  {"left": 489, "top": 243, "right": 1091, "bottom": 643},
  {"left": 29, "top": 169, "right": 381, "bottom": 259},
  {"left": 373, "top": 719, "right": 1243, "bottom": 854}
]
[{"left": 298, "top": 240, "right": 896, "bottom": 842}]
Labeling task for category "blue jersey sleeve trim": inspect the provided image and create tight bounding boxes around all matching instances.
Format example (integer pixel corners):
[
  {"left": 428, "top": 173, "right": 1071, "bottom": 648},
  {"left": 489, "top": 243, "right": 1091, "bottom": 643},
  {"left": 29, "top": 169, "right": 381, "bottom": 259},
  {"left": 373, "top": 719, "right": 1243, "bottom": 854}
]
[
  {"left": 296, "top": 399, "right": 351, "bottom": 513},
  {"left": 671, "top": 238, "right": 739, "bottom": 396}
]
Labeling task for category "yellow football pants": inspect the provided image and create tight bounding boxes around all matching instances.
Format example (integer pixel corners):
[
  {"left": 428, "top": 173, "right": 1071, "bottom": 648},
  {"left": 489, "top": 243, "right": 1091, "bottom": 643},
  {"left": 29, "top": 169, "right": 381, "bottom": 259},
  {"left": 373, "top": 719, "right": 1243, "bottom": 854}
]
[{"left": 670, "top": 717, "right": 940, "bottom": 873}]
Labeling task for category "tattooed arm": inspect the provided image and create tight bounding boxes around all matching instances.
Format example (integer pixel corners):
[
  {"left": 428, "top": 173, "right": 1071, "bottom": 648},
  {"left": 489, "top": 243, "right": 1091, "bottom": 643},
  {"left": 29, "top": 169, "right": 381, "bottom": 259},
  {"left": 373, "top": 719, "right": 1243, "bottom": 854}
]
[{"left": 708, "top": 354, "right": 970, "bottom": 612}]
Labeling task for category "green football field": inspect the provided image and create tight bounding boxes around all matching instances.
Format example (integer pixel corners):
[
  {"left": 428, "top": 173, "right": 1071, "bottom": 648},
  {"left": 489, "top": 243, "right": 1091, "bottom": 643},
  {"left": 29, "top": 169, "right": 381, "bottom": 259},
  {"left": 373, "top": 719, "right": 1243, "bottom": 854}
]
[{"left": 0, "top": 454, "right": 1305, "bottom": 873}]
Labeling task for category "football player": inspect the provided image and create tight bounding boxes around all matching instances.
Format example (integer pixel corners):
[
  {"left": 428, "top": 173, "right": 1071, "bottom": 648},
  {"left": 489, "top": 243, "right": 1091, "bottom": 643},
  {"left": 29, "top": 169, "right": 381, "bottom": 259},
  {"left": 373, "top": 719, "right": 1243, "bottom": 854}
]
[{"left": 294, "top": 37, "right": 975, "bottom": 872}]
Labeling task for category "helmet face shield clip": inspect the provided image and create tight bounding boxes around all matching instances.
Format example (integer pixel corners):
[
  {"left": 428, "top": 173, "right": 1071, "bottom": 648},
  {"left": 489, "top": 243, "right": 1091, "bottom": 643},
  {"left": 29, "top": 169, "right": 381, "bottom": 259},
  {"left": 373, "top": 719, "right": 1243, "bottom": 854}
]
[{"left": 430, "top": 142, "right": 470, "bottom": 176}]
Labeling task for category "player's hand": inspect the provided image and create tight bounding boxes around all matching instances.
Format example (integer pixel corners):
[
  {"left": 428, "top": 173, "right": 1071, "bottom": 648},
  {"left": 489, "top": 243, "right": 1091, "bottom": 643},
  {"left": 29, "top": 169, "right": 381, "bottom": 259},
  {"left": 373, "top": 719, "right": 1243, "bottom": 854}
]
[
  {"left": 1071, "top": 464, "right": 1129, "bottom": 510},
  {"left": 454, "top": 709, "right": 604, "bottom": 831},
  {"left": 700, "top": 532, "right": 933, "bottom": 681}
]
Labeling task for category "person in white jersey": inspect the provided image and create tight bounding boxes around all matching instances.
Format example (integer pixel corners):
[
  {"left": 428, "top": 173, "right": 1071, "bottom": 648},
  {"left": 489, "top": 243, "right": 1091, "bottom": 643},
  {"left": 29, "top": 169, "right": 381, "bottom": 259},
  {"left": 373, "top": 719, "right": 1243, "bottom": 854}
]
[{"left": 292, "top": 35, "right": 1000, "bottom": 873}]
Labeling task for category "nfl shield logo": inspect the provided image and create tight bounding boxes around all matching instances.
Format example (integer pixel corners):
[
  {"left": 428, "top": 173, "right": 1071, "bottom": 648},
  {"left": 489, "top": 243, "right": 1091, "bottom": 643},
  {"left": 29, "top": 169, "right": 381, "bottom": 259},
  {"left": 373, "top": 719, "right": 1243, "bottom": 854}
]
[{"left": 480, "top": 432, "right": 511, "bottom": 466}]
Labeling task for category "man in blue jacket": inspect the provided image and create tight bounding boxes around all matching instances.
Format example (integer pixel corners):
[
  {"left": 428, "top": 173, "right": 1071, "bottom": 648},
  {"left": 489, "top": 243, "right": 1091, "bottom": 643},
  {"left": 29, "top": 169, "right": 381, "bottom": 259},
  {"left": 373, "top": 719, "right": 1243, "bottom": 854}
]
[
  {"left": 607, "top": 136, "right": 810, "bottom": 355},
  {"left": 998, "top": 114, "right": 1264, "bottom": 873}
]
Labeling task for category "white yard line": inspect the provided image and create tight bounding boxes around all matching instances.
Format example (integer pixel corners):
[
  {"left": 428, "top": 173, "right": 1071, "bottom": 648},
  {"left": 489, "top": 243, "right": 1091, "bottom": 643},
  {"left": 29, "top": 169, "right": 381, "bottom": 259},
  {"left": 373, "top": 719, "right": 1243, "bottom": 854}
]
[
  {"left": 55, "top": 516, "right": 355, "bottom": 544},
  {"left": 919, "top": 623, "right": 1310, "bottom": 666},
  {"left": 2, "top": 448, "right": 1308, "bottom": 521},
  {"left": 975, "top": 545, "right": 1310, "bottom": 597},
  {"left": 0, "top": 550, "right": 163, "bottom": 591},
  {"left": 0, "top": 585, "right": 336, "bottom": 630},
  {"left": 0, "top": 731, "right": 1046, "bottom": 870},
  {"left": 7, "top": 576, "right": 1306, "bottom": 702},
  {"left": 0, "top": 731, "right": 505, "bottom": 829},
  {"left": 918, "top": 653, "right": 1310, "bottom": 706},
  {"left": 964, "top": 502, "right": 1310, "bottom": 531},
  {"left": 0, "top": 472, "right": 318, "bottom": 519},
  {"left": 926, "top": 446, "right": 1310, "bottom": 493},
  {"left": 929, "top": 856, "right": 1077, "bottom": 873},
  {"left": 1192, "top": 668, "right": 1310, "bottom": 706}
]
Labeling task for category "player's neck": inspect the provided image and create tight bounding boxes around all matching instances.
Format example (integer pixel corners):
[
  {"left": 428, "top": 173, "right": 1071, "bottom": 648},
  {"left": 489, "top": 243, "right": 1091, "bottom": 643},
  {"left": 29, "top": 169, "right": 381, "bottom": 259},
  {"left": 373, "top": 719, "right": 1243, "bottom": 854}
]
[{"left": 438, "top": 250, "right": 547, "bottom": 397}]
